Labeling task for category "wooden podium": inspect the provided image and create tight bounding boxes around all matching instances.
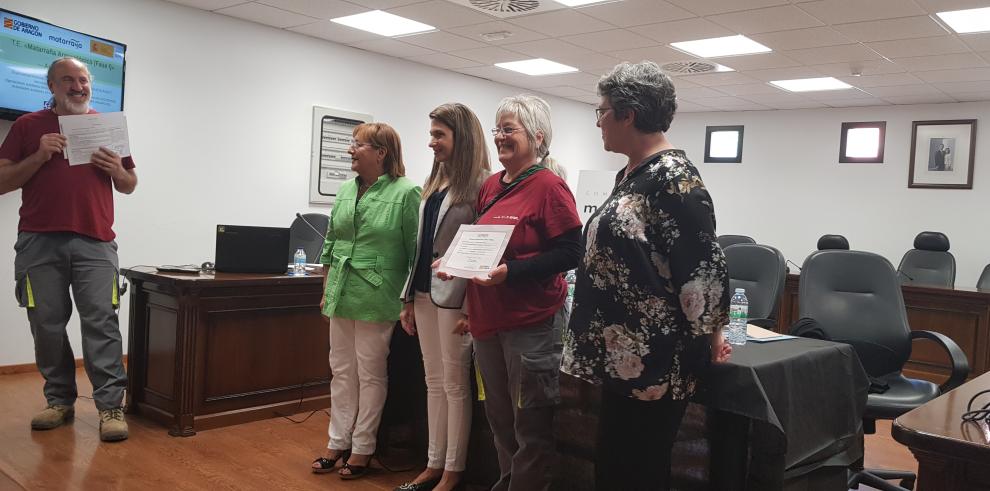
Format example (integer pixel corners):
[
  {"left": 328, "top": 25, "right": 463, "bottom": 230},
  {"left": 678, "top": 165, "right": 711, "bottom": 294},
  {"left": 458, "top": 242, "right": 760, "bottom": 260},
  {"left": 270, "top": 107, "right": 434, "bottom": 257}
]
[{"left": 121, "top": 267, "right": 329, "bottom": 436}]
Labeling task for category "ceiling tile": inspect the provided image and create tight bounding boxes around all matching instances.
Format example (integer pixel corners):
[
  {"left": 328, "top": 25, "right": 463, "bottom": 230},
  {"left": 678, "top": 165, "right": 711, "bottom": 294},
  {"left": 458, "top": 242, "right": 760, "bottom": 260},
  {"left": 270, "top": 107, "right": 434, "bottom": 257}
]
[
  {"left": 932, "top": 80, "right": 990, "bottom": 94},
  {"left": 166, "top": 0, "right": 247, "bottom": 10},
  {"left": 716, "top": 52, "right": 802, "bottom": 71},
  {"left": 750, "top": 27, "right": 852, "bottom": 51},
  {"left": 832, "top": 16, "right": 949, "bottom": 43},
  {"left": 215, "top": 2, "right": 319, "bottom": 28},
  {"left": 577, "top": 0, "right": 694, "bottom": 28},
  {"left": 862, "top": 84, "right": 945, "bottom": 97},
  {"left": 666, "top": 0, "right": 788, "bottom": 16},
  {"left": 708, "top": 5, "right": 823, "bottom": 34},
  {"left": 739, "top": 92, "right": 809, "bottom": 104},
  {"left": 915, "top": 67, "right": 990, "bottom": 82},
  {"left": 892, "top": 52, "right": 988, "bottom": 72},
  {"left": 810, "top": 59, "right": 907, "bottom": 77},
  {"left": 670, "top": 76, "right": 701, "bottom": 88},
  {"left": 289, "top": 19, "right": 381, "bottom": 43},
  {"left": 257, "top": 0, "right": 363, "bottom": 18},
  {"left": 449, "top": 45, "right": 528, "bottom": 64},
  {"left": 881, "top": 94, "right": 957, "bottom": 104},
  {"left": 343, "top": 0, "right": 426, "bottom": 10},
  {"left": 796, "top": 0, "right": 927, "bottom": 25},
  {"left": 688, "top": 96, "right": 766, "bottom": 108},
  {"left": 550, "top": 52, "right": 624, "bottom": 73},
  {"left": 571, "top": 94, "right": 602, "bottom": 105},
  {"left": 951, "top": 91, "right": 990, "bottom": 102},
  {"left": 801, "top": 87, "right": 876, "bottom": 100},
  {"left": 913, "top": 0, "right": 990, "bottom": 14},
  {"left": 502, "top": 39, "right": 591, "bottom": 59},
  {"left": 783, "top": 44, "right": 881, "bottom": 64},
  {"left": 763, "top": 100, "right": 829, "bottom": 109},
  {"left": 538, "top": 86, "right": 597, "bottom": 97},
  {"left": 704, "top": 101, "right": 773, "bottom": 111},
  {"left": 716, "top": 82, "right": 782, "bottom": 95},
  {"left": 744, "top": 66, "right": 825, "bottom": 81},
  {"left": 676, "top": 101, "right": 716, "bottom": 112},
  {"left": 678, "top": 71, "right": 760, "bottom": 86},
  {"left": 349, "top": 38, "right": 436, "bottom": 57},
  {"left": 448, "top": 21, "right": 547, "bottom": 45},
  {"left": 400, "top": 31, "right": 487, "bottom": 51},
  {"left": 406, "top": 52, "right": 483, "bottom": 69},
  {"left": 959, "top": 33, "right": 990, "bottom": 52},
  {"left": 388, "top": 1, "right": 494, "bottom": 28},
  {"left": 629, "top": 18, "right": 734, "bottom": 44},
  {"left": 834, "top": 72, "right": 924, "bottom": 87},
  {"left": 824, "top": 98, "right": 886, "bottom": 107},
  {"left": 562, "top": 29, "right": 657, "bottom": 52},
  {"left": 608, "top": 45, "right": 693, "bottom": 64},
  {"left": 507, "top": 10, "right": 614, "bottom": 38},
  {"left": 676, "top": 87, "right": 728, "bottom": 98},
  {"left": 867, "top": 36, "right": 970, "bottom": 59},
  {"left": 523, "top": 71, "right": 603, "bottom": 89}
]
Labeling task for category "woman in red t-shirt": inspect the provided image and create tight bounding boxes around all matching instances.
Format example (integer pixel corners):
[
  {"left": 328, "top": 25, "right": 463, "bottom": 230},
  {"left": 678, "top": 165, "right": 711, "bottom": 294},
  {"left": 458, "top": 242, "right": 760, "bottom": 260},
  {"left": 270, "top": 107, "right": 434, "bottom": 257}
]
[{"left": 454, "top": 94, "right": 582, "bottom": 491}]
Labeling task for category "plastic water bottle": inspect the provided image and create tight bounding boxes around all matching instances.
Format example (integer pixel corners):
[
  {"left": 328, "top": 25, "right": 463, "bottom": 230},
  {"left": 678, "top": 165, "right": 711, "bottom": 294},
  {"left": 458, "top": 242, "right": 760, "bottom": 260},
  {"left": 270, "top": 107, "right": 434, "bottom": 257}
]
[
  {"left": 293, "top": 248, "right": 307, "bottom": 276},
  {"left": 728, "top": 288, "right": 748, "bottom": 346}
]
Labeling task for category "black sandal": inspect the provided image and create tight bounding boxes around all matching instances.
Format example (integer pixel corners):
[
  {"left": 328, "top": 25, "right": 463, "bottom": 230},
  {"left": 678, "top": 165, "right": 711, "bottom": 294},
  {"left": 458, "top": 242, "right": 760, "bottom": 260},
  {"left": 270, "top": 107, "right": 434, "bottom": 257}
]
[
  {"left": 339, "top": 461, "right": 371, "bottom": 480},
  {"left": 311, "top": 449, "right": 350, "bottom": 474}
]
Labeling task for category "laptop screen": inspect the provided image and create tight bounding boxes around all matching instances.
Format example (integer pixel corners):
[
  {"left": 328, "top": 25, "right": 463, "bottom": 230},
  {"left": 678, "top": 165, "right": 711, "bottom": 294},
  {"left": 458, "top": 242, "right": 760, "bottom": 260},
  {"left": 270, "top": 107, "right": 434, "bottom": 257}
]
[{"left": 215, "top": 225, "right": 291, "bottom": 274}]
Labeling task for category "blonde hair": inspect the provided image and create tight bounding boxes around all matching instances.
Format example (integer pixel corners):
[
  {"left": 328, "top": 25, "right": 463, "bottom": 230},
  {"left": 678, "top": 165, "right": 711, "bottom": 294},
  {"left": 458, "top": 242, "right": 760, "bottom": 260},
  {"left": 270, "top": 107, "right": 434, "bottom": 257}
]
[
  {"left": 495, "top": 94, "right": 561, "bottom": 171},
  {"left": 422, "top": 103, "right": 491, "bottom": 204},
  {"left": 353, "top": 122, "right": 405, "bottom": 178}
]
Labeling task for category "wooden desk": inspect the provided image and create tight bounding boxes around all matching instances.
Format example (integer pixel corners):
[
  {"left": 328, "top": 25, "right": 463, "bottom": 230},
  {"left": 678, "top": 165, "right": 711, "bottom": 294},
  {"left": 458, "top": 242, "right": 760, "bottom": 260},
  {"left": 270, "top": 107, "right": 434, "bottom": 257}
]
[
  {"left": 122, "top": 268, "right": 329, "bottom": 436},
  {"left": 779, "top": 274, "right": 990, "bottom": 381},
  {"left": 892, "top": 371, "right": 990, "bottom": 491}
]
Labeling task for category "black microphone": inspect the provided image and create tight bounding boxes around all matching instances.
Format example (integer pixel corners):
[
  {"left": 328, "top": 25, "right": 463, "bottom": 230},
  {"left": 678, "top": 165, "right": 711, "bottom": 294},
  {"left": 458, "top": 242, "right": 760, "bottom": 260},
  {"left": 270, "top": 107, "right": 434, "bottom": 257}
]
[
  {"left": 295, "top": 213, "right": 325, "bottom": 239},
  {"left": 786, "top": 259, "right": 802, "bottom": 273}
]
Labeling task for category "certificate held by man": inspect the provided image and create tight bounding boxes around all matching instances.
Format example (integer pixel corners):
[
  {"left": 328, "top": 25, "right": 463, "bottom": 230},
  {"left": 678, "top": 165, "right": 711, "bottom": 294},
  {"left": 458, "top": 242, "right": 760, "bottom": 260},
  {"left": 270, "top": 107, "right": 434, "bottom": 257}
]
[{"left": 439, "top": 224, "right": 515, "bottom": 279}]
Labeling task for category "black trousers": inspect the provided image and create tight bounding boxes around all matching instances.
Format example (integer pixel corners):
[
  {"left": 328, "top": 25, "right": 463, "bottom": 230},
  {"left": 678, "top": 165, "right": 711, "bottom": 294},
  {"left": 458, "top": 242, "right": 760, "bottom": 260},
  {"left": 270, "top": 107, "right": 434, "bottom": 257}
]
[{"left": 596, "top": 387, "right": 689, "bottom": 491}]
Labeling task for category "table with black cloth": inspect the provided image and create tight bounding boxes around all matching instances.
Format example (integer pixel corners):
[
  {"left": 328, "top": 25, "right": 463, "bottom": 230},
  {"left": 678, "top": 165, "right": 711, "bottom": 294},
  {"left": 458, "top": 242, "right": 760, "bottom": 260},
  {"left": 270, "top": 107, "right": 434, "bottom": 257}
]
[
  {"left": 552, "top": 336, "right": 870, "bottom": 491},
  {"left": 706, "top": 337, "right": 870, "bottom": 491}
]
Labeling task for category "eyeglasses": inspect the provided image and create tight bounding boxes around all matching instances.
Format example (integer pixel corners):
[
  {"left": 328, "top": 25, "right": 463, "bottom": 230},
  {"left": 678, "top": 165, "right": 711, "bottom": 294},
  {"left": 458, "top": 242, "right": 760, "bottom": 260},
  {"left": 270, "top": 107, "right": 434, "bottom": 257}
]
[
  {"left": 491, "top": 126, "right": 523, "bottom": 137},
  {"left": 348, "top": 138, "right": 377, "bottom": 149},
  {"left": 595, "top": 107, "right": 613, "bottom": 121}
]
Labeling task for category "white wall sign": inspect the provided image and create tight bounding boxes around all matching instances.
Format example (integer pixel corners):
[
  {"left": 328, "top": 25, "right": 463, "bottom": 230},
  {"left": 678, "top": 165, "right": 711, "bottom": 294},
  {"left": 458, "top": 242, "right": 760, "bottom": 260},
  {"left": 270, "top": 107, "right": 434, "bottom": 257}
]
[
  {"left": 576, "top": 169, "right": 617, "bottom": 223},
  {"left": 310, "top": 106, "right": 373, "bottom": 204}
]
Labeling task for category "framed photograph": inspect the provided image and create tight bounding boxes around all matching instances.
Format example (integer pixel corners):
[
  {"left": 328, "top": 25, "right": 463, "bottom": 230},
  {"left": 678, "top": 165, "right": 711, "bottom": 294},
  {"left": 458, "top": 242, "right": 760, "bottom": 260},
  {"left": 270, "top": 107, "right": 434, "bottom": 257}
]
[{"left": 908, "top": 119, "right": 976, "bottom": 189}]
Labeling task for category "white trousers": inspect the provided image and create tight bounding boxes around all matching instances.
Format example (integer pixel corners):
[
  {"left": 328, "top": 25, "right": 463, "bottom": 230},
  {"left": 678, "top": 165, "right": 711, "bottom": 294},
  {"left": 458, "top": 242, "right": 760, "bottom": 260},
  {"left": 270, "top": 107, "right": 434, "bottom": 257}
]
[
  {"left": 327, "top": 316, "right": 394, "bottom": 456},
  {"left": 414, "top": 292, "right": 473, "bottom": 471}
]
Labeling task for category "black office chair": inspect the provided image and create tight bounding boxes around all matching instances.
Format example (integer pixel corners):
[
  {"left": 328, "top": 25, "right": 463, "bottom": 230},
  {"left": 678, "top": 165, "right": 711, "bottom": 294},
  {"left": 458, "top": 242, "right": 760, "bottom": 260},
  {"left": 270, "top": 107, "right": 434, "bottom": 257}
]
[
  {"left": 896, "top": 231, "right": 955, "bottom": 287},
  {"left": 817, "top": 234, "right": 849, "bottom": 250},
  {"left": 800, "top": 250, "right": 969, "bottom": 491},
  {"left": 724, "top": 243, "right": 786, "bottom": 329},
  {"left": 717, "top": 234, "right": 755, "bottom": 250},
  {"left": 978, "top": 264, "right": 990, "bottom": 290},
  {"left": 288, "top": 213, "right": 330, "bottom": 263}
]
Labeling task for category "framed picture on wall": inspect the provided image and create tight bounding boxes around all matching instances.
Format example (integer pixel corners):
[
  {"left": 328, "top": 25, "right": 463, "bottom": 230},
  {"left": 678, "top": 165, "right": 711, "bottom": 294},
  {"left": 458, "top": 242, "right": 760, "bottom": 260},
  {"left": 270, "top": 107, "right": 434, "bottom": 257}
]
[{"left": 908, "top": 119, "right": 976, "bottom": 189}]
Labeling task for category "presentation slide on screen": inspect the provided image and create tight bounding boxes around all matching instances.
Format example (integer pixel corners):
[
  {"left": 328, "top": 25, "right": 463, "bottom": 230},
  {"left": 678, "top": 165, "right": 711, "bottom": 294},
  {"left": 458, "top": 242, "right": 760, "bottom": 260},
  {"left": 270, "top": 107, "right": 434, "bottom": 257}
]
[{"left": 1, "top": 10, "right": 125, "bottom": 114}]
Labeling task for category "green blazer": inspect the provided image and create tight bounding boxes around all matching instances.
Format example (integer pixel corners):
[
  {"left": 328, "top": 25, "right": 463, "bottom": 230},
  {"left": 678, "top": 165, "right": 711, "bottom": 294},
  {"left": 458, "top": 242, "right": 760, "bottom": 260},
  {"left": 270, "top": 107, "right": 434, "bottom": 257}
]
[{"left": 320, "top": 174, "right": 421, "bottom": 322}]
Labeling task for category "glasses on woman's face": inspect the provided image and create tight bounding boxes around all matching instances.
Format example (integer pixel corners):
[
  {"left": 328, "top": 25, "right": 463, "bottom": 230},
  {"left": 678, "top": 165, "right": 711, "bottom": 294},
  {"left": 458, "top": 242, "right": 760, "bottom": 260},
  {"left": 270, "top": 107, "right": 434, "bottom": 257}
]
[
  {"left": 491, "top": 126, "right": 522, "bottom": 137},
  {"left": 595, "top": 107, "right": 612, "bottom": 121},
  {"left": 348, "top": 138, "right": 376, "bottom": 149}
]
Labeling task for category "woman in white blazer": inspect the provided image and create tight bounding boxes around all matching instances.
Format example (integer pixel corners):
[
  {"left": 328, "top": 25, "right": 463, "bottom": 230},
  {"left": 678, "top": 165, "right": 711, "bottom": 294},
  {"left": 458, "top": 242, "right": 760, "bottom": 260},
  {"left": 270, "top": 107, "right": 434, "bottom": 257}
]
[{"left": 396, "top": 103, "right": 491, "bottom": 491}]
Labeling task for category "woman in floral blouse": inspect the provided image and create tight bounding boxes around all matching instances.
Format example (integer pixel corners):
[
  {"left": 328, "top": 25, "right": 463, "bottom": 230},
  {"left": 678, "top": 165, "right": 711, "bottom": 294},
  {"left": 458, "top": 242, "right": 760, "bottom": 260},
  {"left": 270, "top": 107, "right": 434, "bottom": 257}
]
[{"left": 561, "top": 61, "right": 731, "bottom": 490}]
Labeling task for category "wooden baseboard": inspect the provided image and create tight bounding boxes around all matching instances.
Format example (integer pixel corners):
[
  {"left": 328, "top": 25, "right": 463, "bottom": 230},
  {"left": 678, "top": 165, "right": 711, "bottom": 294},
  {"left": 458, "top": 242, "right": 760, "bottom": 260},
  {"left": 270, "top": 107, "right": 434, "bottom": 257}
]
[{"left": 0, "top": 355, "right": 128, "bottom": 376}]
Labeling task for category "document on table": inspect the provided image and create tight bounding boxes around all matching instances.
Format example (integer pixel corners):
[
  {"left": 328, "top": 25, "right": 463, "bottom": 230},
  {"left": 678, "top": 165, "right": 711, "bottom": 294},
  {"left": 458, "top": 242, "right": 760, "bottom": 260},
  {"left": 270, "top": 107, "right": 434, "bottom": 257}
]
[
  {"left": 746, "top": 324, "right": 796, "bottom": 343},
  {"left": 57, "top": 112, "right": 131, "bottom": 166},
  {"left": 439, "top": 225, "right": 515, "bottom": 279}
]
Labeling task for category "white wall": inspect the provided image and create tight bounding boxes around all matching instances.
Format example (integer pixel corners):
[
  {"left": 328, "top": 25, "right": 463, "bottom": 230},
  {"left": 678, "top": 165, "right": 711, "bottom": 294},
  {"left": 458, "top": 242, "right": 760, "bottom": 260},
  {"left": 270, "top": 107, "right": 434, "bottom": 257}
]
[
  {"left": 0, "top": 0, "right": 620, "bottom": 365},
  {"left": 669, "top": 102, "right": 990, "bottom": 289}
]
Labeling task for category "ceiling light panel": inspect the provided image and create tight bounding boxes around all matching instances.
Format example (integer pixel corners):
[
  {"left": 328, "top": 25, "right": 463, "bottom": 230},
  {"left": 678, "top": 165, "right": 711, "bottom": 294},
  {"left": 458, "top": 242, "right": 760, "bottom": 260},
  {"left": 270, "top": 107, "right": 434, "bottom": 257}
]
[
  {"left": 331, "top": 10, "right": 435, "bottom": 37},
  {"left": 937, "top": 7, "right": 990, "bottom": 34},
  {"left": 670, "top": 35, "right": 772, "bottom": 58},
  {"left": 495, "top": 58, "right": 579, "bottom": 75},
  {"left": 770, "top": 76, "right": 853, "bottom": 92}
]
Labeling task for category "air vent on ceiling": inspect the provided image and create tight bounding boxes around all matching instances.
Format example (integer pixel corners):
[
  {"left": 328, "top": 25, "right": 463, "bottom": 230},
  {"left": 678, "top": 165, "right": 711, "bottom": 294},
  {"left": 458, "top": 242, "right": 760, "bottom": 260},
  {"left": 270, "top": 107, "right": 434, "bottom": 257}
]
[
  {"left": 661, "top": 61, "right": 720, "bottom": 75},
  {"left": 470, "top": 0, "right": 540, "bottom": 13}
]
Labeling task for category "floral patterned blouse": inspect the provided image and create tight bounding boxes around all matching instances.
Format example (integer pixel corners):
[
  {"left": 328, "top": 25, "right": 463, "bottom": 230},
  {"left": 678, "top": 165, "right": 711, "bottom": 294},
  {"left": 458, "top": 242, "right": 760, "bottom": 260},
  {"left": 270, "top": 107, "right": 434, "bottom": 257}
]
[{"left": 562, "top": 149, "right": 729, "bottom": 401}]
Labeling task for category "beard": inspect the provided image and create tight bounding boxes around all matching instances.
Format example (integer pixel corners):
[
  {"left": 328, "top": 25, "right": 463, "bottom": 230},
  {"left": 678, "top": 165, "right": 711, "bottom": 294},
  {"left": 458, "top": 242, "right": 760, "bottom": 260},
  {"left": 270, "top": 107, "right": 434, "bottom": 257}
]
[{"left": 55, "top": 92, "right": 91, "bottom": 114}]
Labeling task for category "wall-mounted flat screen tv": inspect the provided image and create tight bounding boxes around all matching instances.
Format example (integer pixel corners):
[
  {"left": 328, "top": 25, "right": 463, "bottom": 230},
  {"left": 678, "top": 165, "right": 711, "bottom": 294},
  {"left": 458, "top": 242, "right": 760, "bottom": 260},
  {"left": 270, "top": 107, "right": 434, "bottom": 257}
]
[{"left": 1, "top": 8, "right": 126, "bottom": 121}]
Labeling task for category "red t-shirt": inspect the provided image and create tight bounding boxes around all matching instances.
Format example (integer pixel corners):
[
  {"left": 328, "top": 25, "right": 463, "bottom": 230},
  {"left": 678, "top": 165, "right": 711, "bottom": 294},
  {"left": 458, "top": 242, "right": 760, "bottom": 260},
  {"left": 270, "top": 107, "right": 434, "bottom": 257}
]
[
  {"left": 0, "top": 109, "right": 135, "bottom": 242},
  {"left": 466, "top": 168, "right": 582, "bottom": 340}
]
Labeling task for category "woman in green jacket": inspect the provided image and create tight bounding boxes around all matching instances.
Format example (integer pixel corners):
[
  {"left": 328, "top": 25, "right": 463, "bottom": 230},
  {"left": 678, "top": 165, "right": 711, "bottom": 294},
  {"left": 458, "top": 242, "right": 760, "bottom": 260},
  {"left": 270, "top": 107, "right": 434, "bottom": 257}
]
[{"left": 311, "top": 122, "right": 421, "bottom": 480}]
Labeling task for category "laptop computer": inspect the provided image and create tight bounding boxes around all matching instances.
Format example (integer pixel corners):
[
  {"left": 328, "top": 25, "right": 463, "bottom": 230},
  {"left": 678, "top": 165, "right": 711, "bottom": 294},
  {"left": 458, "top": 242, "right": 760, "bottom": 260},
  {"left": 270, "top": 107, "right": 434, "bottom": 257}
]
[{"left": 215, "top": 224, "right": 290, "bottom": 274}]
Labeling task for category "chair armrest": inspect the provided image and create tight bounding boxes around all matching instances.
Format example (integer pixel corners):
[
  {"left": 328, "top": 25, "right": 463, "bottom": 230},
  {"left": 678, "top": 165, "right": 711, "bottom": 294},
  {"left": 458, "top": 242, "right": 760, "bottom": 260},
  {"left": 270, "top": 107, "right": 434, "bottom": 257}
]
[
  {"left": 910, "top": 330, "right": 969, "bottom": 393},
  {"left": 748, "top": 318, "right": 777, "bottom": 330}
]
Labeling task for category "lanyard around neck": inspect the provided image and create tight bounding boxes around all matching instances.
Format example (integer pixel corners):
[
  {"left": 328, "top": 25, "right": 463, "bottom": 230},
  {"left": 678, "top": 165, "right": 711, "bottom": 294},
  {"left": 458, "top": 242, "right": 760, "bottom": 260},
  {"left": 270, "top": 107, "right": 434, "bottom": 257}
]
[{"left": 475, "top": 164, "right": 545, "bottom": 223}]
